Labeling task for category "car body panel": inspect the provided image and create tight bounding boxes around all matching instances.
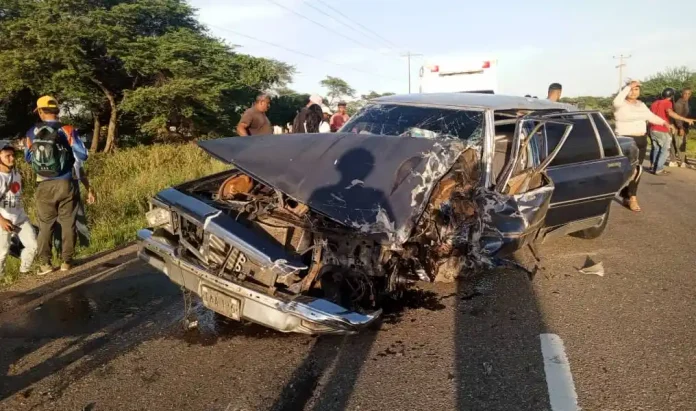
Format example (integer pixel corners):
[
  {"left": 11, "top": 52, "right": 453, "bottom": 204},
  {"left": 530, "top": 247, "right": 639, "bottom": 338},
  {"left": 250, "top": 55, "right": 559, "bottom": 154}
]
[
  {"left": 138, "top": 229, "right": 380, "bottom": 334},
  {"left": 199, "top": 133, "right": 468, "bottom": 244},
  {"left": 544, "top": 157, "right": 631, "bottom": 226},
  {"left": 138, "top": 95, "right": 636, "bottom": 335}
]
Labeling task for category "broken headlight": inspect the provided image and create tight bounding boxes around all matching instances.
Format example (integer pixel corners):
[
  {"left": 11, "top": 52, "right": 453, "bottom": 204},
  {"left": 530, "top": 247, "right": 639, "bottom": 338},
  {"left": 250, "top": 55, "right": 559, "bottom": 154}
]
[{"left": 146, "top": 207, "right": 173, "bottom": 233}]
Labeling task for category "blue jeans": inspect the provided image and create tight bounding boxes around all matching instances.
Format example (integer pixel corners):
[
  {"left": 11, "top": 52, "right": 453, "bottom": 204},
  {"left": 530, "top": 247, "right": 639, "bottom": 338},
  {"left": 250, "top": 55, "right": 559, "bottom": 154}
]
[{"left": 650, "top": 130, "right": 672, "bottom": 173}]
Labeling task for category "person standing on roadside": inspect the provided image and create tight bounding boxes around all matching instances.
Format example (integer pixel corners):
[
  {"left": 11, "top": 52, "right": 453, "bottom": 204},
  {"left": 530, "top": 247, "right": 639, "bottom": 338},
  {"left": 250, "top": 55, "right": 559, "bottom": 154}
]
[
  {"left": 649, "top": 88, "right": 695, "bottom": 175},
  {"left": 53, "top": 159, "right": 96, "bottom": 256},
  {"left": 237, "top": 94, "right": 272, "bottom": 136},
  {"left": 320, "top": 105, "right": 332, "bottom": 132},
  {"left": 330, "top": 101, "right": 350, "bottom": 132},
  {"left": 0, "top": 141, "right": 37, "bottom": 279},
  {"left": 291, "top": 94, "right": 324, "bottom": 134},
  {"left": 613, "top": 81, "right": 671, "bottom": 212},
  {"left": 25, "top": 96, "right": 88, "bottom": 274},
  {"left": 673, "top": 87, "right": 692, "bottom": 163},
  {"left": 547, "top": 83, "right": 562, "bottom": 102}
]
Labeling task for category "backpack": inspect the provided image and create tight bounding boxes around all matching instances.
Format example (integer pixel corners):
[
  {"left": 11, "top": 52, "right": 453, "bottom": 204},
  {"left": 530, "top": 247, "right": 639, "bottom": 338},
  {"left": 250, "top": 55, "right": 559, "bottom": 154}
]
[{"left": 30, "top": 124, "right": 75, "bottom": 178}]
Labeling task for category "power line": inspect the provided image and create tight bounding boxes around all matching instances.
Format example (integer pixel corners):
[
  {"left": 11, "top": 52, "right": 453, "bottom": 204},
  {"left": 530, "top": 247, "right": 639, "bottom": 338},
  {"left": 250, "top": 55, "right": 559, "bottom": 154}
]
[
  {"left": 300, "top": 0, "right": 400, "bottom": 54},
  {"left": 207, "top": 24, "right": 401, "bottom": 81},
  {"left": 400, "top": 51, "right": 423, "bottom": 93},
  {"left": 314, "top": 0, "right": 403, "bottom": 50},
  {"left": 265, "top": 0, "right": 399, "bottom": 62}
]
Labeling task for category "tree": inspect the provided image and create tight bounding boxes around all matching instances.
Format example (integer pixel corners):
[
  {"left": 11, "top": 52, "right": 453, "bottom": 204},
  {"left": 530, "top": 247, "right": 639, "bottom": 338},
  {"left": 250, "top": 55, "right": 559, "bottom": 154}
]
[
  {"left": 0, "top": 88, "right": 36, "bottom": 139},
  {"left": 0, "top": 0, "right": 292, "bottom": 149},
  {"left": 640, "top": 66, "right": 696, "bottom": 104},
  {"left": 119, "top": 30, "right": 292, "bottom": 140},
  {"left": 361, "top": 91, "right": 395, "bottom": 100},
  {"left": 560, "top": 96, "right": 614, "bottom": 120},
  {"left": 345, "top": 90, "right": 395, "bottom": 116},
  {"left": 320, "top": 76, "right": 355, "bottom": 107},
  {"left": 0, "top": 0, "right": 199, "bottom": 150},
  {"left": 266, "top": 88, "right": 309, "bottom": 128}
]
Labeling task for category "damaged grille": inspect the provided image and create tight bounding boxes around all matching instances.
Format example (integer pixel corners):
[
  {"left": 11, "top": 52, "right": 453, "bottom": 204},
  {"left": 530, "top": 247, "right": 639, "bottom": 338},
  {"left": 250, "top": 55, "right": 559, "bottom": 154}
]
[{"left": 206, "top": 234, "right": 256, "bottom": 280}]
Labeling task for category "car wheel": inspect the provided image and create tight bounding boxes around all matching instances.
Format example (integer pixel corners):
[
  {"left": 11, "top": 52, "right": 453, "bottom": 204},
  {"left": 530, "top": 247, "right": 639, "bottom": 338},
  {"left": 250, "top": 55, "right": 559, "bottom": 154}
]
[{"left": 572, "top": 206, "right": 610, "bottom": 240}]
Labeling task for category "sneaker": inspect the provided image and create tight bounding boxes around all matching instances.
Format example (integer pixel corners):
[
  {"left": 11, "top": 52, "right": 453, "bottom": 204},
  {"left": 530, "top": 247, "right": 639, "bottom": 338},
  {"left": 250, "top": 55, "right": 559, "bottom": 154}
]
[
  {"left": 654, "top": 169, "right": 670, "bottom": 176},
  {"left": 37, "top": 265, "right": 54, "bottom": 276},
  {"left": 60, "top": 262, "right": 72, "bottom": 272}
]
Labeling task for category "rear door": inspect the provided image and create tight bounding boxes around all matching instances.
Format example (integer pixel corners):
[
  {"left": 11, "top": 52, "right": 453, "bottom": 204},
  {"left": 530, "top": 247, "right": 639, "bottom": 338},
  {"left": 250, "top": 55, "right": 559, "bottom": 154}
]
[{"left": 542, "top": 111, "right": 629, "bottom": 228}]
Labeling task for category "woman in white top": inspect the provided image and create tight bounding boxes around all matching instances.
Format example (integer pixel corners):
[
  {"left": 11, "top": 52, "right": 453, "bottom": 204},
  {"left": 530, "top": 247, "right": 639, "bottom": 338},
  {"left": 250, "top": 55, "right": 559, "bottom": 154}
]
[
  {"left": 319, "top": 105, "right": 332, "bottom": 133},
  {"left": 613, "top": 81, "right": 671, "bottom": 212}
]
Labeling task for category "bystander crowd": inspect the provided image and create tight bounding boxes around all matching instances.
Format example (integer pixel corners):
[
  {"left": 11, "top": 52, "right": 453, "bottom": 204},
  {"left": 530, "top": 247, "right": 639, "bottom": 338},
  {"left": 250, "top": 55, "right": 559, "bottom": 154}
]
[{"left": 649, "top": 88, "right": 694, "bottom": 175}]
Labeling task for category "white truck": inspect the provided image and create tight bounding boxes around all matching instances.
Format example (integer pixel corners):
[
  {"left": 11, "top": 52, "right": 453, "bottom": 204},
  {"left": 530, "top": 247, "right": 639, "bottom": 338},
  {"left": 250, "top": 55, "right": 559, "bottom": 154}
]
[{"left": 419, "top": 58, "right": 498, "bottom": 94}]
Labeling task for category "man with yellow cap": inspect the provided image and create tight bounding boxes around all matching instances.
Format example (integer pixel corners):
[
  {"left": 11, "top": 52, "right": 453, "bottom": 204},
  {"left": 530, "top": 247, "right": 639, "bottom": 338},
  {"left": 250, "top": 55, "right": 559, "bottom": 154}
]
[{"left": 25, "top": 95, "right": 88, "bottom": 275}]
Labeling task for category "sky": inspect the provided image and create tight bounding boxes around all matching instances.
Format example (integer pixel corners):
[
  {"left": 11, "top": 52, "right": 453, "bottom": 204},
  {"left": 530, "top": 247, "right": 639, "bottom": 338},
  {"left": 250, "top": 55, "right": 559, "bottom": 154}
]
[{"left": 190, "top": 0, "right": 696, "bottom": 98}]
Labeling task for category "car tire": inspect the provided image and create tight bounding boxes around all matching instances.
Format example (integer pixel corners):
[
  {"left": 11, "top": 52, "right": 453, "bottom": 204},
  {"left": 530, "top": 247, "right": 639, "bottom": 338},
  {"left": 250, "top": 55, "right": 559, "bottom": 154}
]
[{"left": 572, "top": 206, "right": 610, "bottom": 240}]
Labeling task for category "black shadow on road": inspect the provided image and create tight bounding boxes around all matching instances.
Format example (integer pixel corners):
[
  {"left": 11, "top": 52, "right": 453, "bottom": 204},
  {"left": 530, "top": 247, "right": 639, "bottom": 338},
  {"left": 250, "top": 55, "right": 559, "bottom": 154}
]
[
  {"left": 454, "top": 256, "right": 552, "bottom": 411},
  {"left": 267, "top": 145, "right": 555, "bottom": 410},
  {"left": 0, "top": 259, "right": 181, "bottom": 402}
]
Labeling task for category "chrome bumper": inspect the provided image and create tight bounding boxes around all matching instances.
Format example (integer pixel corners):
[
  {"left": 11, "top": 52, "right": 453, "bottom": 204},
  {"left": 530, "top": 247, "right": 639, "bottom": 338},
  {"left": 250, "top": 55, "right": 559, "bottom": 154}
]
[{"left": 137, "top": 229, "right": 381, "bottom": 335}]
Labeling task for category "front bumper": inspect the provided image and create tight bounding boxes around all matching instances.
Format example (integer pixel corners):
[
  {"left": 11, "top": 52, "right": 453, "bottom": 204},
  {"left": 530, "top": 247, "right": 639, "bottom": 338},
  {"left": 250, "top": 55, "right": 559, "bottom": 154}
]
[{"left": 137, "top": 229, "right": 380, "bottom": 334}]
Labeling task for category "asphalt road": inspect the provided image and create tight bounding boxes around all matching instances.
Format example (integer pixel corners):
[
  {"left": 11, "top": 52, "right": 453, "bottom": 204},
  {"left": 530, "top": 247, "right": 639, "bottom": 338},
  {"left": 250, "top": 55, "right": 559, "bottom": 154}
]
[{"left": 1, "top": 167, "right": 695, "bottom": 411}]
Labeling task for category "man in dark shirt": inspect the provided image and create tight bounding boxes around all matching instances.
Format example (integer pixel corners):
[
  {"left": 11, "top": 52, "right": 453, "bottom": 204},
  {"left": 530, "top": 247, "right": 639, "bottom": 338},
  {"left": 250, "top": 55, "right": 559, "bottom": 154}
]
[
  {"left": 673, "top": 87, "right": 692, "bottom": 161},
  {"left": 237, "top": 94, "right": 272, "bottom": 136},
  {"left": 547, "top": 83, "right": 562, "bottom": 102}
]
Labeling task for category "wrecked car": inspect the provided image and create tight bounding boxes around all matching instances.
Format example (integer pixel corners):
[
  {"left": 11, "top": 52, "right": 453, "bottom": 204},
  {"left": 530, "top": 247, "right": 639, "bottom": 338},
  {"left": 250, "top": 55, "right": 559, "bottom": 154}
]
[{"left": 137, "top": 93, "right": 636, "bottom": 334}]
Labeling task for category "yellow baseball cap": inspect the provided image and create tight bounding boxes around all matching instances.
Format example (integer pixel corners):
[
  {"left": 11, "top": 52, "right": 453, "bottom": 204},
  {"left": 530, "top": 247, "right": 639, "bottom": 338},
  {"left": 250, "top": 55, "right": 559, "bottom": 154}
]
[{"left": 34, "top": 95, "right": 59, "bottom": 112}]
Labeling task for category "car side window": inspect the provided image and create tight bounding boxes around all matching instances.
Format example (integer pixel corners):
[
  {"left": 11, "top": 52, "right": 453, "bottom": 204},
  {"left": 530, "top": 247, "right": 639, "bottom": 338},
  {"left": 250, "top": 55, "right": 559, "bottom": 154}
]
[
  {"left": 547, "top": 114, "right": 601, "bottom": 167},
  {"left": 591, "top": 113, "right": 620, "bottom": 157}
]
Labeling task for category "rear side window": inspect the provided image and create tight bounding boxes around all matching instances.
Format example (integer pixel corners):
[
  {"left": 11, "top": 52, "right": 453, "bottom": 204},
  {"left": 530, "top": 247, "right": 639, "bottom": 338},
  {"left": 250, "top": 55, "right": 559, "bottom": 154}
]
[
  {"left": 591, "top": 113, "right": 620, "bottom": 157},
  {"left": 341, "top": 104, "right": 483, "bottom": 141},
  {"left": 547, "top": 114, "right": 601, "bottom": 166}
]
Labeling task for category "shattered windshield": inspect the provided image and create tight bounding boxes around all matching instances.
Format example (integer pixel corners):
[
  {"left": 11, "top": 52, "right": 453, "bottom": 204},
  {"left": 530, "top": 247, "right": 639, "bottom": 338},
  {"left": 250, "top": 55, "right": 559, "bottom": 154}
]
[{"left": 340, "top": 104, "right": 484, "bottom": 140}]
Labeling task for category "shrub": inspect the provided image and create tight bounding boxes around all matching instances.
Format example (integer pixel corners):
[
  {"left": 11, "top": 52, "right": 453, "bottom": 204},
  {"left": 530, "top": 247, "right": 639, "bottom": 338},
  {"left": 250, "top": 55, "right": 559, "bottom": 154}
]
[{"left": 2, "top": 143, "right": 227, "bottom": 284}]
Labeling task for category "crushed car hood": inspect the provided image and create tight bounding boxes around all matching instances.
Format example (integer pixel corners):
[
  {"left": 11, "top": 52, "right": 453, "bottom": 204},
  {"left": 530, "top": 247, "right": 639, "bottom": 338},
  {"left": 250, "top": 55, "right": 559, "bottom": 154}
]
[{"left": 199, "top": 133, "right": 469, "bottom": 244}]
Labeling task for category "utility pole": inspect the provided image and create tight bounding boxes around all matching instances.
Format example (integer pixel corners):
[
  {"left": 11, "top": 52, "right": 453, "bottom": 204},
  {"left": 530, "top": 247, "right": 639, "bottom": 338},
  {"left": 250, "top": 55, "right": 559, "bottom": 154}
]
[
  {"left": 613, "top": 54, "right": 632, "bottom": 90},
  {"left": 400, "top": 51, "right": 422, "bottom": 94}
]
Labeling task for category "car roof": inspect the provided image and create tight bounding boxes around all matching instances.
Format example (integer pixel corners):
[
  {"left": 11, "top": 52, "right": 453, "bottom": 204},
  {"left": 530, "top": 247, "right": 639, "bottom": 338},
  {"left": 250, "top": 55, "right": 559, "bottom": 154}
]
[{"left": 372, "top": 93, "right": 574, "bottom": 111}]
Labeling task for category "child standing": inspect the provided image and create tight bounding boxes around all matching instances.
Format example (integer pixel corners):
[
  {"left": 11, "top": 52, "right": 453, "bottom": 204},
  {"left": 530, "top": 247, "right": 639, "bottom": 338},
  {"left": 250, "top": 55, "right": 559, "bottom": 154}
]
[{"left": 0, "top": 141, "right": 37, "bottom": 278}]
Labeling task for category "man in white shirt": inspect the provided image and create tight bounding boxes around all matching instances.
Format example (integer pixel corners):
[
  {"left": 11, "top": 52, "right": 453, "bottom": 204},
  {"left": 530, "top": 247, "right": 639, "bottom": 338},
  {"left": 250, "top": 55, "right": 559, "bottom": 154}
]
[{"left": 0, "top": 141, "right": 37, "bottom": 277}]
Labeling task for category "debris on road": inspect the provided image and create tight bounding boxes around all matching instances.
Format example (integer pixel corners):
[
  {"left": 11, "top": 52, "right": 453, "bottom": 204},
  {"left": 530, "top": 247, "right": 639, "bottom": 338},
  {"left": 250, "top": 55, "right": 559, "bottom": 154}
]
[{"left": 577, "top": 257, "right": 605, "bottom": 277}]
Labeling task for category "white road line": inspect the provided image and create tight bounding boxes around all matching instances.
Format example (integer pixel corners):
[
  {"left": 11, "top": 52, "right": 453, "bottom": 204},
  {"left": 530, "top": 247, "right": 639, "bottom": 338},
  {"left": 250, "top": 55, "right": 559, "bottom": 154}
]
[{"left": 540, "top": 333, "right": 579, "bottom": 411}]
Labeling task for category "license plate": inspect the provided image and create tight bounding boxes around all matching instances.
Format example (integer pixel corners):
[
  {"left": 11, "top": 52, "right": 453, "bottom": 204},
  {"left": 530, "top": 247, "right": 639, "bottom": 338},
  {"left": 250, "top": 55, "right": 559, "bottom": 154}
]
[{"left": 200, "top": 285, "right": 241, "bottom": 320}]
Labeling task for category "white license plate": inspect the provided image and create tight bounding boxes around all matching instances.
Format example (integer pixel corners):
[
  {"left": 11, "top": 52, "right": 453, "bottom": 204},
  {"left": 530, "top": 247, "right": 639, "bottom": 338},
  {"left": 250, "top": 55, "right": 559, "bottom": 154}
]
[{"left": 200, "top": 285, "right": 241, "bottom": 320}]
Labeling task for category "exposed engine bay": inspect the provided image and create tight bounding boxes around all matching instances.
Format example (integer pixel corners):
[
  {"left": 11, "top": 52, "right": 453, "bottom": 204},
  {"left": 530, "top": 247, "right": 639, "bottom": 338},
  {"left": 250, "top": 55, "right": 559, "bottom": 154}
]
[
  {"left": 173, "top": 149, "right": 481, "bottom": 313},
  {"left": 142, "top": 132, "right": 559, "bottom": 333}
]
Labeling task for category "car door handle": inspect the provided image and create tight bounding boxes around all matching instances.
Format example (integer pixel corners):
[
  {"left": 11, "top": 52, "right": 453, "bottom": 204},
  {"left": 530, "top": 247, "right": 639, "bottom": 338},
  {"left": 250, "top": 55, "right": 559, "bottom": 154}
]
[{"left": 607, "top": 162, "right": 622, "bottom": 168}]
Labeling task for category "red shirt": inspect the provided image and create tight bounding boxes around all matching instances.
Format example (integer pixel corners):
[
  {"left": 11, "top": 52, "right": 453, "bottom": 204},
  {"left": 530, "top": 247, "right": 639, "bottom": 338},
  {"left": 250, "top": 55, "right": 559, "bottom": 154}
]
[
  {"left": 650, "top": 99, "right": 673, "bottom": 132},
  {"left": 330, "top": 113, "right": 349, "bottom": 132}
]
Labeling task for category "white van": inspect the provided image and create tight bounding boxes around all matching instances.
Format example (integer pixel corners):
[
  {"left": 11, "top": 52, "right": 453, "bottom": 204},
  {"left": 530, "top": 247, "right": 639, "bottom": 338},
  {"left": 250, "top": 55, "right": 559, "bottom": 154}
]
[{"left": 419, "top": 58, "right": 498, "bottom": 94}]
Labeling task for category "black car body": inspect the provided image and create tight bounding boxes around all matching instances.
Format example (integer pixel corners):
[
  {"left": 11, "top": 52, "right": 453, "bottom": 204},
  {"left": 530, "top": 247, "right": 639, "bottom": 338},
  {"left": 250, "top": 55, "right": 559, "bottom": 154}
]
[{"left": 138, "top": 94, "right": 636, "bottom": 334}]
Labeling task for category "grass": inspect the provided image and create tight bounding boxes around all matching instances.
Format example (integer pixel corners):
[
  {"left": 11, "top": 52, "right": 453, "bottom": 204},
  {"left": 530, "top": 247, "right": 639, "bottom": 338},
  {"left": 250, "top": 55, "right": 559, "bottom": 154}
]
[
  {"left": 1, "top": 142, "right": 228, "bottom": 285},
  {"left": 685, "top": 131, "right": 696, "bottom": 159}
]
